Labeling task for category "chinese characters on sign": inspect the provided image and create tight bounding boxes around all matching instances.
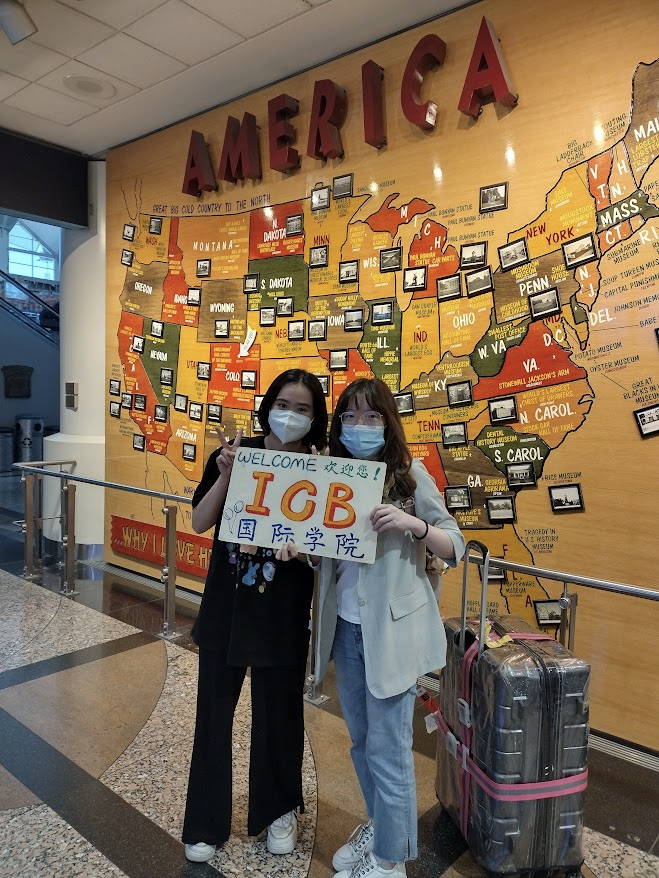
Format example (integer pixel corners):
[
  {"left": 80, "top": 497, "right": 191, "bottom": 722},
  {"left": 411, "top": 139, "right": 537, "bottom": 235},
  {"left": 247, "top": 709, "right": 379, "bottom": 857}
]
[{"left": 217, "top": 448, "right": 386, "bottom": 563}]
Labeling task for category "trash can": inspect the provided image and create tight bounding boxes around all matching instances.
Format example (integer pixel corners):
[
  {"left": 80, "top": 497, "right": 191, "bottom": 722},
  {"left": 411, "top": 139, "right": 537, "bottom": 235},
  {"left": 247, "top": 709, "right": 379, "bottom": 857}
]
[
  {"left": 15, "top": 415, "right": 45, "bottom": 463},
  {"left": 0, "top": 428, "right": 13, "bottom": 472}
]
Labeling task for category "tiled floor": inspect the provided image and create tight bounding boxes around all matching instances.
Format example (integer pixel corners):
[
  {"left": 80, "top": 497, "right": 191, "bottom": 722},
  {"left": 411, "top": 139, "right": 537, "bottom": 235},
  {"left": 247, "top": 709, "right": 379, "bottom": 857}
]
[{"left": 0, "top": 470, "right": 658, "bottom": 878}]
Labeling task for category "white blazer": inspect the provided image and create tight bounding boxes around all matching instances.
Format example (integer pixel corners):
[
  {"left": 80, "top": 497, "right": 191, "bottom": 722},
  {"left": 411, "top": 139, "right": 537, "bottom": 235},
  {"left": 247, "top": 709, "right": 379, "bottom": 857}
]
[{"left": 313, "top": 459, "right": 466, "bottom": 699}]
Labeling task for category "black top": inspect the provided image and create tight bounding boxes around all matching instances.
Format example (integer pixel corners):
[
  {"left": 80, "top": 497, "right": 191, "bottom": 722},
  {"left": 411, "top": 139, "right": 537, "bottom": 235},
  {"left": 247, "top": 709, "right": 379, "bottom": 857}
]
[{"left": 191, "top": 436, "right": 314, "bottom": 666}]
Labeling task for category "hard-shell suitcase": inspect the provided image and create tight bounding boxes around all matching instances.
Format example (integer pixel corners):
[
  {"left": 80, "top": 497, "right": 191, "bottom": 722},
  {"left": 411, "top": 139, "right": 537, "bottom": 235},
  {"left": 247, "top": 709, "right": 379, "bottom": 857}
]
[{"left": 435, "top": 541, "right": 590, "bottom": 877}]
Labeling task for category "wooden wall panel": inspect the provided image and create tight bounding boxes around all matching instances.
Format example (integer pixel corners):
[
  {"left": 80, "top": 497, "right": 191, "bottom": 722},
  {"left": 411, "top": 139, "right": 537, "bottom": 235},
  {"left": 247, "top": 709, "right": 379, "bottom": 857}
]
[{"left": 106, "top": 0, "right": 659, "bottom": 749}]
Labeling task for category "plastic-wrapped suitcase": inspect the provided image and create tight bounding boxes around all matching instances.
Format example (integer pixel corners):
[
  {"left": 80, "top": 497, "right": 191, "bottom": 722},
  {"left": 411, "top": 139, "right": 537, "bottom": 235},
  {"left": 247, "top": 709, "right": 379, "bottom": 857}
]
[{"left": 435, "top": 541, "right": 590, "bottom": 877}]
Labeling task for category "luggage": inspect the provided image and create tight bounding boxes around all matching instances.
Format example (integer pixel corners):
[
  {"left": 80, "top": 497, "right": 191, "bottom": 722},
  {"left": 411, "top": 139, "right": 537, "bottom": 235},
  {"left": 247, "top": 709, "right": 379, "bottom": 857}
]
[{"left": 435, "top": 540, "right": 590, "bottom": 877}]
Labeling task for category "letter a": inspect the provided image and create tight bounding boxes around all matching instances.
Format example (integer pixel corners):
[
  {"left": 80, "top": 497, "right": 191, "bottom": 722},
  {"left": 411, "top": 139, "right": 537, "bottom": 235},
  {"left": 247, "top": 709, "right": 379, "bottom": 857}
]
[
  {"left": 458, "top": 17, "right": 518, "bottom": 119},
  {"left": 181, "top": 131, "right": 217, "bottom": 196}
]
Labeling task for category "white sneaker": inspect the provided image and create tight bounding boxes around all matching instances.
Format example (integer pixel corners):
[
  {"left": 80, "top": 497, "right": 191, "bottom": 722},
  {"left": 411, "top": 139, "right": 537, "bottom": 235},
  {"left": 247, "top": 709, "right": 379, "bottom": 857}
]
[
  {"left": 332, "top": 820, "right": 375, "bottom": 870},
  {"left": 184, "top": 842, "right": 216, "bottom": 862},
  {"left": 266, "top": 810, "right": 297, "bottom": 854},
  {"left": 335, "top": 851, "right": 406, "bottom": 878}
]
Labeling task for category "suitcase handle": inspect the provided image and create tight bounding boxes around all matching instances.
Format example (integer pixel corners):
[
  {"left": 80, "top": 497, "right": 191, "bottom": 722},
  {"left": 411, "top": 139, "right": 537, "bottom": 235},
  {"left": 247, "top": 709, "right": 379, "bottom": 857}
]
[{"left": 459, "top": 539, "right": 490, "bottom": 657}]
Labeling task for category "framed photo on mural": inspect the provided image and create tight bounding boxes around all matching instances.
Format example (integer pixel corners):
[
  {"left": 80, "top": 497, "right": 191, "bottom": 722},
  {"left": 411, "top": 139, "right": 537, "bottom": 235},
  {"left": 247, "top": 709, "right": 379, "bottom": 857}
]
[
  {"left": 534, "top": 599, "right": 562, "bottom": 627},
  {"left": 276, "top": 296, "right": 294, "bottom": 316},
  {"left": 528, "top": 287, "right": 560, "bottom": 320},
  {"left": 122, "top": 224, "right": 136, "bottom": 242},
  {"left": 174, "top": 393, "right": 188, "bottom": 412},
  {"left": 441, "top": 422, "right": 468, "bottom": 448},
  {"left": 506, "top": 462, "right": 536, "bottom": 488},
  {"left": 207, "top": 404, "right": 222, "bottom": 423},
  {"left": 215, "top": 319, "right": 230, "bottom": 338},
  {"left": 380, "top": 247, "right": 402, "bottom": 272},
  {"left": 311, "top": 185, "right": 330, "bottom": 211},
  {"left": 243, "top": 273, "right": 259, "bottom": 293},
  {"left": 187, "top": 286, "right": 201, "bottom": 306},
  {"left": 260, "top": 308, "right": 276, "bottom": 327},
  {"left": 134, "top": 394, "right": 147, "bottom": 412},
  {"left": 444, "top": 485, "right": 472, "bottom": 511},
  {"left": 446, "top": 380, "right": 473, "bottom": 407},
  {"left": 154, "top": 404, "right": 168, "bottom": 423},
  {"left": 403, "top": 266, "right": 427, "bottom": 292},
  {"left": 197, "top": 361, "right": 211, "bottom": 380},
  {"left": 109, "top": 400, "right": 121, "bottom": 418},
  {"left": 182, "top": 443, "right": 196, "bottom": 462},
  {"left": 436, "top": 274, "right": 462, "bottom": 301},
  {"left": 479, "top": 182, "right": 508, "bottom": 213},
  {"left": 486, "top": 494, "right": 516, "bottom": 523},
  {"left": 498, "top": 238, "right": 529, "bottom": 272},
  {"left": 562, "top": 233, "right": 597, "bottom": 269},
  {"left": 329, "top": 349, "right": 348, "bottom": 370},
  {"left": 394, "top": 391, "right": 415, "bottom": 415},
  {"left": 339, "top": 260, "right": 359, "bottom": 284},
  {"left": 489, "top": 395, "right": 518, "bottom": 424},
  {"left": 479, "top": 558, "right": 507, "bottom": 583},
  {"left": 121, "top": 392, "right": 132, "bottom": 409},
  {"left": 160, "top": 368, "right": 173, "bottom": 386},
  {"left": 634, "top": 402, "right": 659, "bottom": 437},
  {"left": 309, "top": 245, "right": 329, "bottom": 268},
  {"left": 308, "top": 318, "right": 327, "bottom": 341},
  {"left": 196, "top": 258, "right": 211, "bottom": 278},
  {"left": 286, "top": 213, "right": 303, "bottom": 236},
  {"left": 460, "top": 242, "right": 487, "bottom": 270},
  {"left": 314, "top": 374, "right": 330, "bottom": 395},
  {"left": 241, "top": 370, "right": 257, "bottom": 389},
  {"left": 344, "top": 309, "right": 364, "bottom": 332},
  {"left": 189, "top": 402, "right": 203, "bottom": 422},
  {"left": 371, "top": 301, "right": 394, "bottom": 325},
  {"left": 131, "top": 335, "right": 145, "bottom": 354},
  {"left": 132, "top": 434, "right": 145, "bottom": 452},
  {"left": 149, "top": 217, "right": 163, "bottom": 235},
  {"left": 150, "top": 319, "right": 164, "bottom": 338},
  {"left": 121, "top": 249, "right": 134, "bottom": 266},
  {"left": 548, "top": 483, "right": 584, "bottom": 512},
  {"left": 287, "top": 319, "right": 305, "bottom": 341},
  {"left": 109, "top": 379, "right": 121, "bottom": 396},
  {"left": 253, "top": 395, "right": 264, "bottom": 412},
  {"left": 333, "top": 173, "right": 353, "bottom": 198},
  {"left": 252, "top": 414, "right": 264, "bottom": 434},
  {"left": 465, "top": 266, "right": 494, "bottom": 297}
]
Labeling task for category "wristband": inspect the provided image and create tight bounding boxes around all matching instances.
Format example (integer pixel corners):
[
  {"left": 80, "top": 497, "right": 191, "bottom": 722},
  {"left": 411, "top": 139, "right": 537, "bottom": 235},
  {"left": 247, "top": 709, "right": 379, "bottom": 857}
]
[{"left": 413, "top": 519, "right": 429, "bottom": 540}]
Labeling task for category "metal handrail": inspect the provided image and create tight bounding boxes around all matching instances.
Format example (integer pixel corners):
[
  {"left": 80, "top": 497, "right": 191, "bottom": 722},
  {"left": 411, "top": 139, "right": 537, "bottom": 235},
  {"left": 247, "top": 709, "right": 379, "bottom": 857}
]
[{"left": 13, "top": 461, "right": 193, "bottom": 640}]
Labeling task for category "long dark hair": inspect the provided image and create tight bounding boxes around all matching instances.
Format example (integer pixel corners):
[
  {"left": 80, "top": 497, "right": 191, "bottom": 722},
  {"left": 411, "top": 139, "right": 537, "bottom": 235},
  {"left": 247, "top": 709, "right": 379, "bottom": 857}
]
[
  {"left": 329, "top": 377, "right": 416, "bottom": 499},
  {"left": 258, "top": 369, "right": 328, "bottom": 450}
]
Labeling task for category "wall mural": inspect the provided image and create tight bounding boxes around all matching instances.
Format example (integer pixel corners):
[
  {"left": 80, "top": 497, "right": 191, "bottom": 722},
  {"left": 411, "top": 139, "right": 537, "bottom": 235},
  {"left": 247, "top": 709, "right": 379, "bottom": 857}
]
[{"left": 106, "top": 0, "right": 659, "bottom": 747}]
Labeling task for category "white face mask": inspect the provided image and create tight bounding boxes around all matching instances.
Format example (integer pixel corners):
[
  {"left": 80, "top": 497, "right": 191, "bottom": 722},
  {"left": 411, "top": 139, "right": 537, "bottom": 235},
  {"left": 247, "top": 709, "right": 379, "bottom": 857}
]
[{"left": 268, "top": 410, "right": 312, "bottom": 444}]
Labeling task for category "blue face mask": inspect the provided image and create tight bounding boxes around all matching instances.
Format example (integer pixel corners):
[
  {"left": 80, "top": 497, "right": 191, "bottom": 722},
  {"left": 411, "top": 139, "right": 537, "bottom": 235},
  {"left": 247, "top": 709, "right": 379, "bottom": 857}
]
[{"left": 340, "top": 425, "right": 385, "bottom": 459}]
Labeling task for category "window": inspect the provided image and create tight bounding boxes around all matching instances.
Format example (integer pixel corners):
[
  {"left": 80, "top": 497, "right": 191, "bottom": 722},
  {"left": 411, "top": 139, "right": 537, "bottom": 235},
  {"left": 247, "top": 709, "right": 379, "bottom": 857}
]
[{"left": 8, "top": 222, "right": 56, "bottom": 282}]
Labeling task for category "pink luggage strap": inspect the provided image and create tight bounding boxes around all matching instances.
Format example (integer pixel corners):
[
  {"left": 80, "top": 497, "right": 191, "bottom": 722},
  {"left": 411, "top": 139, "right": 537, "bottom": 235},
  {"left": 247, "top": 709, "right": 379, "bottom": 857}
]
[{"left": 439, "top": 630, "right": 588, "bottom": 839}]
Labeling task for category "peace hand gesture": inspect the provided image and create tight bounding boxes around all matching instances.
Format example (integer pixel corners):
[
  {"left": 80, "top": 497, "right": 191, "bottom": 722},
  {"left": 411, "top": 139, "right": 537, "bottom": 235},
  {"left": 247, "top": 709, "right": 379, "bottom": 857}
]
[{"left": 214, "top": 426, "right": 243, "bottom": 477}]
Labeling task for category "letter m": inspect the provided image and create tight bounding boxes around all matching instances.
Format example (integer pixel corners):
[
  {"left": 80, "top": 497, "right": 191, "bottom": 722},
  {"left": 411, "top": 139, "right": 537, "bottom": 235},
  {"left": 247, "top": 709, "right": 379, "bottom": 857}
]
[{"left": 218, "top": 113, "right": 262, "bottom": 183}]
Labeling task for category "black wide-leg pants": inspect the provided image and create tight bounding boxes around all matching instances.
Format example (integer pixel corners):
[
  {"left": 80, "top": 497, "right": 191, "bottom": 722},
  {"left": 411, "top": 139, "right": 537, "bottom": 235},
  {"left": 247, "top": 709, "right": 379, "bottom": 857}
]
[{"left": 182, "top": 646, "right": 308, "bottom": 845}]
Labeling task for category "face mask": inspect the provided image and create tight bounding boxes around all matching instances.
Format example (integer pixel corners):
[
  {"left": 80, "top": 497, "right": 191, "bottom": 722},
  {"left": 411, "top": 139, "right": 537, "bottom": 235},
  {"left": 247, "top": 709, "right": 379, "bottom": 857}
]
[
  {"left": 340, "top": 425, "right": 385, "bottom": 459},
  {"left": 268, "top": 410, "right": 312, "bottom": 444}
]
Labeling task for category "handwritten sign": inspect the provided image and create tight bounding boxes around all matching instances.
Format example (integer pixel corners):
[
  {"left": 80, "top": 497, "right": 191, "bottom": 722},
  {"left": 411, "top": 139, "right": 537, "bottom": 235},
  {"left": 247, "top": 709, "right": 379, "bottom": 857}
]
[{"left": 218, "top": 448, "right": 386, "bottom": 563}]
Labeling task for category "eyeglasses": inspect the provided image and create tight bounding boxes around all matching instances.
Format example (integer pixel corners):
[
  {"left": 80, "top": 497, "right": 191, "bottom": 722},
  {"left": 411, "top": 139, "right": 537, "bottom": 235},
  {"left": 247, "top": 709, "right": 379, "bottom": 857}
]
[{"left": 339, "top": 411, "right": 384, "bottom": 426}]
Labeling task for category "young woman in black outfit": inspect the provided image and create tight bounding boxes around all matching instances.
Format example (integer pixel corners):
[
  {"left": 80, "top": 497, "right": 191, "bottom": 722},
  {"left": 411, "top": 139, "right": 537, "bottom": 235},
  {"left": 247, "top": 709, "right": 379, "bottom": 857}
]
[{"left": 182, "top": 369, "right": 328, "bottom": 863}]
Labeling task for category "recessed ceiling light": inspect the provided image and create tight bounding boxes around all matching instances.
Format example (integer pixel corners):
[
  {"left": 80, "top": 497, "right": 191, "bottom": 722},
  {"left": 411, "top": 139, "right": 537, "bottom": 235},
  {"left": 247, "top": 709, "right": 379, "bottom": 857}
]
[{"left": 63, "top": 74, "right": 117, "bottom": 100}]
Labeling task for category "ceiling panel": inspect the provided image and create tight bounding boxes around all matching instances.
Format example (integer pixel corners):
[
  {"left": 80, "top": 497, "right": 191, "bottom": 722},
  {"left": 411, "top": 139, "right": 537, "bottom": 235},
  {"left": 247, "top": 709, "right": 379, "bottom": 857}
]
[
  {"left": 0, "top": 31, "right": 67, "bottom": 80},
  {"left": 27, "top": 0, "right": 115, "bottom": 56},
  {"left": 55, "top": 0, "right": 170, "bottom": 30},
  {"left": 4, "top": 82, "right": 98, "bottom": 125},
  {"left": 76, "top": 33, "right": 187, "bottom": 89},
  {"left": 37, "top": 60, "right": 140, "bottom": 107},
  {"left": 0, "top": 72, "right": 29, "bottom": 101},
  {"left": 185, "top": 0, "right": 311, "bottom": 39},
  {"left": 125, "top": 0, "right": 243, "bottom": 66}
]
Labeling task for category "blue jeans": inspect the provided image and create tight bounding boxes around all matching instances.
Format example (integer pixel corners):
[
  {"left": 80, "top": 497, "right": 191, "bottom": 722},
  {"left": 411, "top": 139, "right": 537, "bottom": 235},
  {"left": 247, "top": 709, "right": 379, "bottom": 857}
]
[{"left": 332, "top": 617, "right": 418, "bottom": 863}]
